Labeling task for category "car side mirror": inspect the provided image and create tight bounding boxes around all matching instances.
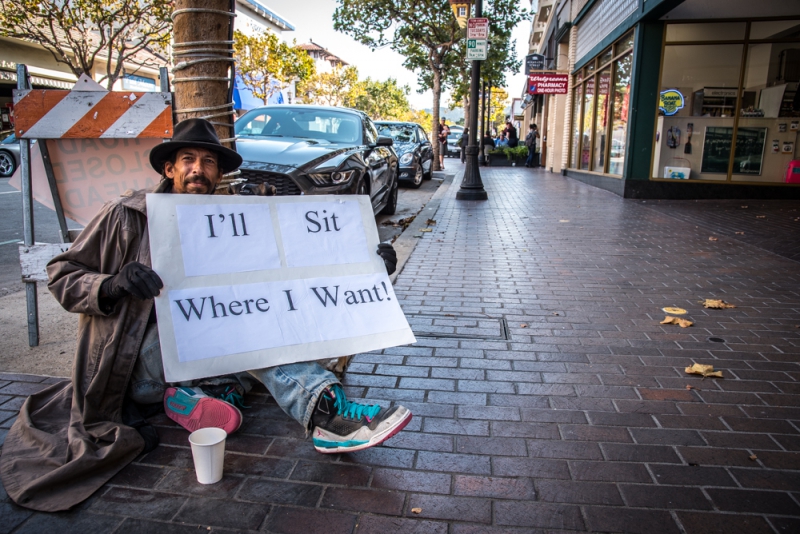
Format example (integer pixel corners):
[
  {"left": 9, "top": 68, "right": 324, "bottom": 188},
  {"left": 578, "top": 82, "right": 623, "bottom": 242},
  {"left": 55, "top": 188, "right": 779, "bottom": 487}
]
[{"left": 376, "top": 135, "right": 393, "bottom": 147}]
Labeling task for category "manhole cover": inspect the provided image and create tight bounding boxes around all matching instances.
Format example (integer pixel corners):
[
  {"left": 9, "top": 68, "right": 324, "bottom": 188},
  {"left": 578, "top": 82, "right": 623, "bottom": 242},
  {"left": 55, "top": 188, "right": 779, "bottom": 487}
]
[{"left": 406, "top": 313, "right": 509, "bottom": 340}]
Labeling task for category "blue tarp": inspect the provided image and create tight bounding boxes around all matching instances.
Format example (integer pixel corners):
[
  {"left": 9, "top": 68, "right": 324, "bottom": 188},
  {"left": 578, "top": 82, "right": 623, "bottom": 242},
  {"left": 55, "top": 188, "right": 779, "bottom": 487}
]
[
  {"left": 233, "top": 75, "right": 289, "bottom": 110},
  {"left": 233, "top": 74, "right": 264, "bottom": 111}
]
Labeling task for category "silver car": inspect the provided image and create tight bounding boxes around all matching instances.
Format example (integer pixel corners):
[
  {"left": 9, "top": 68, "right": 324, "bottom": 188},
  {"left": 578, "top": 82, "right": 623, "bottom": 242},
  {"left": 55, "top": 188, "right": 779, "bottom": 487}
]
[{"left": 0, "top": 134, "right": 20, "bottom": 178}]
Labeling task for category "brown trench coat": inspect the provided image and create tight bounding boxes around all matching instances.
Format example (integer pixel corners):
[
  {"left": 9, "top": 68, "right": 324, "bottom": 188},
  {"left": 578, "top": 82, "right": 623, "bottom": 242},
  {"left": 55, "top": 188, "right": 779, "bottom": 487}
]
[{"left": 0, "top": 189, "right": 154, "bottom": 511}]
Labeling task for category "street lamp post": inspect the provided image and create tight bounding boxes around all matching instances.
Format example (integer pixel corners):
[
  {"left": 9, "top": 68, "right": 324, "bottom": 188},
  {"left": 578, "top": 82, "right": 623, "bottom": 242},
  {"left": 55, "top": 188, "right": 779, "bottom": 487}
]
[
  {"left": 478, "top": 79, "right": 487, "bottom": 165},
  {"left": 455, "top": 0, "right": 487, "bottom": 201}
]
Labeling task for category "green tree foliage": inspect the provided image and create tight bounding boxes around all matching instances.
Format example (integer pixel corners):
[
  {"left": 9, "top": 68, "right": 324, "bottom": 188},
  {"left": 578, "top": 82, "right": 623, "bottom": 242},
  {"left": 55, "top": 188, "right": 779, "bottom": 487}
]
[
  {"left": 487, "top": 86, "right": 510, "bottom": 132},
  {"left": 0, "top": 0, "right": 172, "bottom": 89},
  {"left": 298, "top": 65, "right": 360, "bottom": 106},
  {"left": 233, "top": 29, "right": 315, "bottom": 105},
  {"left": 333, "top": 0, "right": 524, "bottom": 169},
  {"left": 350, "top": 77, "right": 411, "bottom": 120}
]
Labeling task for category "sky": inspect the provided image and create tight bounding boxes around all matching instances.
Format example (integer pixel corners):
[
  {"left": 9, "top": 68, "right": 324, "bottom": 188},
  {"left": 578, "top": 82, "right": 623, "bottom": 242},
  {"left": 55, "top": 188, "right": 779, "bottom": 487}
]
[{"left": 269, "top": 0, "right": 533, "bottom": 111}]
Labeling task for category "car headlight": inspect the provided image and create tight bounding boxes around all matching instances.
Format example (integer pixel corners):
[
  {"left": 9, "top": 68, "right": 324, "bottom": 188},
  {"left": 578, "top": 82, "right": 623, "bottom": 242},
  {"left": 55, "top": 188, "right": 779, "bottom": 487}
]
[
  {"left": 399, "top": 152, "right": 414, "bottom": 165},
  {"left": 307, "top": 169, "right": 356, "bottom": 186}
]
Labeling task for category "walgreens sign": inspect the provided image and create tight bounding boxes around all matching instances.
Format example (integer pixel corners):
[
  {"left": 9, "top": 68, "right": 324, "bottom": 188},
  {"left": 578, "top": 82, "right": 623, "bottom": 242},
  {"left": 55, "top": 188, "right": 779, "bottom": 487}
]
[{"left": 528, "top": 73, "right": 569, "bottom": 95}]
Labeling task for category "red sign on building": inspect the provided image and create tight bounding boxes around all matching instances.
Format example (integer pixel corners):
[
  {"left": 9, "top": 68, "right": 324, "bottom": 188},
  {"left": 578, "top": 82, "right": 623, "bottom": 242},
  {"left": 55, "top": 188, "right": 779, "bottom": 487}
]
[{"left": 528, "top": 73, "right": 569, "bottom": 95}]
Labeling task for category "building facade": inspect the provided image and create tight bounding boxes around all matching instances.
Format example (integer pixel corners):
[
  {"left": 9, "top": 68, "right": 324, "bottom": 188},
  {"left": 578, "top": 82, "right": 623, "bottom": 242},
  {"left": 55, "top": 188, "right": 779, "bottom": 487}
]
[
  {"left": 1, "top": 0, "right": 295, "bottom": 133},
  {"left": 525, "top": 0, "right": 800, "bottom": 198}
]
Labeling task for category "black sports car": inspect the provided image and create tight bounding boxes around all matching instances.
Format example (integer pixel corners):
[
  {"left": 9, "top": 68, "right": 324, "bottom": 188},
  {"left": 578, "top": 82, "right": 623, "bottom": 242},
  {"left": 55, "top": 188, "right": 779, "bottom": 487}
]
[
  {"left": 234, "top": 105, "right": 399, "bottom": 215},
  {"left": 375, "top": 121, "right": 433, "bottom": 189}
]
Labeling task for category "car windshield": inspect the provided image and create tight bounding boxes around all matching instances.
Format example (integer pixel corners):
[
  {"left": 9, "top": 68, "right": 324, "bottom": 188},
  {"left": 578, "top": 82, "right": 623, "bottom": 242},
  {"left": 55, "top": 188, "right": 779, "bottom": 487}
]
[
  {"left": 377, "top": 124, "right": 416, "bottom": 143},
  {"left": 1, "top": 134, "right": 15, "bottom": 144},
  {"left": 235, "top": 108, "right": 362, "bottom": 144}
]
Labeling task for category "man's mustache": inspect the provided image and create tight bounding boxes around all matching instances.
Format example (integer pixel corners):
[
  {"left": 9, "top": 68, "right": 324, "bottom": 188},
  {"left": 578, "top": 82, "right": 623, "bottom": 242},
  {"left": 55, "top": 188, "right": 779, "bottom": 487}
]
[{"left": 186, "top": 175, "right": 211, "bottom": 186}]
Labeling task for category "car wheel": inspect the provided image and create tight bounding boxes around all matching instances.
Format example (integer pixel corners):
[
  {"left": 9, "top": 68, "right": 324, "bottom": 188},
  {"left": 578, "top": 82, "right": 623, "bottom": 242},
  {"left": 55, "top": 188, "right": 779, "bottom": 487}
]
[
  {"left": 380, "top": 179, "right": 398, "bottom": 215},
  {"left": 356, "top": 177, "right": 368, "bottom": 197},
  {"left": 0, "top": 151, "right": 15, "bottom": 178},
  {"left": 409, "top": 164, "right": 423, "bottom": 189},
  {"left": 423, "top": 159, "right": 432, "bottom": 180}
]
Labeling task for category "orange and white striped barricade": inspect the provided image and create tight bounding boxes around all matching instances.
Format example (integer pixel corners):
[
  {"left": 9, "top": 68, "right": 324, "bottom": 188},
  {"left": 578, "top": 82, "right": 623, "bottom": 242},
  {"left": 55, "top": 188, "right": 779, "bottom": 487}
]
[{"left": 13, "top": 65, "right": 173, "bottom": 346}]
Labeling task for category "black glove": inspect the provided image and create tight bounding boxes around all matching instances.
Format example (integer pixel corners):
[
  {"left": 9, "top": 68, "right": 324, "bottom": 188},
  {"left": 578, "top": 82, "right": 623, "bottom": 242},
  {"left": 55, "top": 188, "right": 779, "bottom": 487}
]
[
  {"left": 377, "top": 243, "right": 397, "bottom": 275},
  {"left": 228, "top": 182, "right": 277, "bottom": 196},
  {"left": 101, "top": 262, "right": 163, "bottom": 301}
]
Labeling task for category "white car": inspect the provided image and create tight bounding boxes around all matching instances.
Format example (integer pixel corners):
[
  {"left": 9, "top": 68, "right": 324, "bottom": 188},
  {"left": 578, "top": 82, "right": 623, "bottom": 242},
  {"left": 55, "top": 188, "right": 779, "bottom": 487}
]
[{"left": 445, "top": 126, "right": 464, "bottom": 157}]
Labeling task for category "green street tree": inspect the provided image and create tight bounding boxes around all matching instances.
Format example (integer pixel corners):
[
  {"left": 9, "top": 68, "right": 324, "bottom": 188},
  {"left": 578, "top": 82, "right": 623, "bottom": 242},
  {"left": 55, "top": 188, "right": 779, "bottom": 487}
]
[
  {"left": 0, "top": 0, "right": 172, "bottom": 90},
  {"left": 350, "top": 77, "right": 412, "bottom": 120},
  {"left": 333, "top": 0, "right": 524, "bottom": 169},
  {"left": 298, "top": 65, "right": 360, "bottom": 107},
  {"left": 233, "top": 29, "right": 315, "bottom": 105}
]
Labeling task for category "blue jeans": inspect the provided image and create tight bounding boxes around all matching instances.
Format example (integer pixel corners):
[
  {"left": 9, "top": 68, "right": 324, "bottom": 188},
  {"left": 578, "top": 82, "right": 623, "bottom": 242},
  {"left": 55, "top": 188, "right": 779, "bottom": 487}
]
[
  {"left": 129, "top": 323, "right": 339, "bottom": 429},
  {"left": 525, "top": 148, "right": 537, "bottom": 167}
]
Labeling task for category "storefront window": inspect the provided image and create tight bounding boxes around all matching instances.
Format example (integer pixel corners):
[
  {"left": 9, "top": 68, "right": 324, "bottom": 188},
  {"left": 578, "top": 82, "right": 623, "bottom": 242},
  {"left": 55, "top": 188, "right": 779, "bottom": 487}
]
[
  {"left": 599, "top": 48, "right": 613, "bottom": 68},
  {"left": 665, "top": 22, "right": 746, "bottom": 42},
  {"left": 580, "top": 78, "right": 594, "bottom": 170},
  {"left": 615, "top": 31, "right": 634, "bottom": 55},
  {"left": 570, "top": 86, "right": 581, "bottom": 168},
  {"left": 652, "top": 43, "right": 743, "bottom": 181},
  {"left": 609, "top": 53, "right": 632, "bottom": 176},
  {"left": 593, "top": 68, "right": 611, "bottom": 171},
  {"left": 654, "top": 19, "right": 800, "bottom": 184},
  {"left": 750, "top": 20, "right": 800, "bottom": 40},
  {"left": 568, "top": 31, "right": 635, "bottom": 175}
]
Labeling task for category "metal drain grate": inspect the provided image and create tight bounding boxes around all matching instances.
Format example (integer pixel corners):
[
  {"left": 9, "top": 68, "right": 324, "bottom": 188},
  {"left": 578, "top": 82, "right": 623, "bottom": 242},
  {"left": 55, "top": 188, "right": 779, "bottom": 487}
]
[{"left": 406, "top": 313, "right": 510, "bottom": 340}]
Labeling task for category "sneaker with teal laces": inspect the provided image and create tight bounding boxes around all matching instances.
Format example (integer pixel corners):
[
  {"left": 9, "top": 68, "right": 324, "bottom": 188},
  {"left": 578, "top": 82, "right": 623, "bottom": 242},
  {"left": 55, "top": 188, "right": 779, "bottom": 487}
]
[
  {"left": 164, "top": 386, "right": 243, "bottom": 434},
  {"left": 311, "top": 384, "right": 412, "bottom": 454}
]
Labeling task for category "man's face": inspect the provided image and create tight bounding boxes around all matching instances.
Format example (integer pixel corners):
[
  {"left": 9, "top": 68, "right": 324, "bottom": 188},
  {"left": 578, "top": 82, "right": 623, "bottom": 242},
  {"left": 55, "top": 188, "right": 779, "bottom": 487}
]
[{"left": 165, "top": 147, "right": 222, "bottom": 195}]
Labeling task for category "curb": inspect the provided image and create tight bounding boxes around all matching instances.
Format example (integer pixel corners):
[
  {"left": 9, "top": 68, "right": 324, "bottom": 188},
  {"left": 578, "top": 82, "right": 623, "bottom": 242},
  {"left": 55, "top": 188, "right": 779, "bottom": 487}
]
[{"left": 389, "top": 170, "right": 460, "bottom": 284}]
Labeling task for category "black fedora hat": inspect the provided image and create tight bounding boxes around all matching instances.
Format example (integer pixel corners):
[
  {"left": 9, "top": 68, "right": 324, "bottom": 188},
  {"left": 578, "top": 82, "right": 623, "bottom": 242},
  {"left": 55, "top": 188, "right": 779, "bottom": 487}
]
[{"left": 149, "top": 118, "right": 243, "bottom": 174}]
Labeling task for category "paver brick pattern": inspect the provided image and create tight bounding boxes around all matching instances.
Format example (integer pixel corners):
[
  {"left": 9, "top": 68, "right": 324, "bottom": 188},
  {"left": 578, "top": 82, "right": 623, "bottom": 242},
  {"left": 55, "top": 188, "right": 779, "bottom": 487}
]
[{"left": 1, "top": 169, "right": 800, "bottom": 532}]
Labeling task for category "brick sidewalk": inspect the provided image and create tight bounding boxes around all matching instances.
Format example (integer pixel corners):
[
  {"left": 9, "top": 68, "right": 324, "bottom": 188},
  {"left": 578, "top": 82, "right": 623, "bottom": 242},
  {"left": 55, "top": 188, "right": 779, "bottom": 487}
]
[{"left": 1, "top": 168, "right": 800, "bottom": 533}]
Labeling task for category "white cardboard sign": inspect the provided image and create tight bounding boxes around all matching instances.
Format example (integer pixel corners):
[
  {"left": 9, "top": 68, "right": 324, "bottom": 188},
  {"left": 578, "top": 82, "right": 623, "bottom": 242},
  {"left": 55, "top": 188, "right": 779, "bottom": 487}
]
[{"left": 147, "top": 194, "right": 416, "bottom": 382}]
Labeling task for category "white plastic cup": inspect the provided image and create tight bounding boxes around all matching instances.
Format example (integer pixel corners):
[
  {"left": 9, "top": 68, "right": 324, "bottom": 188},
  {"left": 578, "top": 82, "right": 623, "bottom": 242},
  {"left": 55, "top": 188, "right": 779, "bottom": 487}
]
[{"left": 188, "top": 427, "right": 227, "bottom": 484}]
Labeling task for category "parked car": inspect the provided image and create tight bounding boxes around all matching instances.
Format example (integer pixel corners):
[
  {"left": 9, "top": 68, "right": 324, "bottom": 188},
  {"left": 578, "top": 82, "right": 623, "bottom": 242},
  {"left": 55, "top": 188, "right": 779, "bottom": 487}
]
[
  {"left": 375, "top": 121, "right": 433, "bottom": 188},
  {"left": 234, "top": 105, "right": 399, "bottom": 215},
  {"left": 0, "top": 133, "right": 20, "bottom": 178}
]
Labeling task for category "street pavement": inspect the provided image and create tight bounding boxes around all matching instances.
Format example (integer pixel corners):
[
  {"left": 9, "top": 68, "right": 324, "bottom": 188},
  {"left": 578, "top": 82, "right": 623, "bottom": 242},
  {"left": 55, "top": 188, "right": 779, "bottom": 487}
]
[{"left": 1, "top": 166, "right": 800, "bottom": 532}]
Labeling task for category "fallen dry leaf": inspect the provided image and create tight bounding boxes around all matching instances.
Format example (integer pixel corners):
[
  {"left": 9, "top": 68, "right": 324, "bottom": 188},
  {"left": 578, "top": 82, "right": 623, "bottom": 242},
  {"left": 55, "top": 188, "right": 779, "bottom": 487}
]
[
  {"left": 661, "top": 316, "right": 694, "bottom": 328},
  {"left": 749, "top": 454, "right": 758, "bottom": 461},
  {"left": 663, "top": 307, "right": 687, "bottom": 315},
  {"left": 426, "top": 219, "right": 436, "bottom": 225},
  {"left": 559, "top": 219, "right": 570, "bottom": 223},
  {"left": 445, "top": 314, "right": 455, "bottom": 317},
  {"left": 708, "top": 237, "right": 718, "bottom": 241},
  {"left": 420, "top": 228, "right": 432, "bottom": 233},
  {"left": 520, "top": 324, "right": 528, "bottom": 328},
  {"left": 756, "top": 215, "right": 766, "bottom": 219},
  {"left": 735, "top": 231, "right": 745, "bottom": 235},
  {"left": 411, "top": 508, "right": 422, "bottom": 514},
  {"left": 685, "top": 384, "right": 698, "bottom": 390},
  {"left": 703, "top": 299, "right": 736, "bottom": 309},
  {"left": 685, "top": 363, "right": 723, "bottom": 378}
]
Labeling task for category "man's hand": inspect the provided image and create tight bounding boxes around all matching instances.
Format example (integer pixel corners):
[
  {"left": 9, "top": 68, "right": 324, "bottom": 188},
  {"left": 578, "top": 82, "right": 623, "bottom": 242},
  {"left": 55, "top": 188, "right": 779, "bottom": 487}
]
[
  {"left": 377, "top": 243, "right": 397, "bottom": 275},
  {"left": 101, "top": 262, "right": 163, "bottom": 300}
]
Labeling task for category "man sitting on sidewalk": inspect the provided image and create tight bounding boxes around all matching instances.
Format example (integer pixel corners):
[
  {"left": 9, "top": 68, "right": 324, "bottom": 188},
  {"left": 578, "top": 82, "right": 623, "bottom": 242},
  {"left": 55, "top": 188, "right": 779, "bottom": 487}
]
[{"left": 0, "top": 119, "right": 411, "bottom": 512}]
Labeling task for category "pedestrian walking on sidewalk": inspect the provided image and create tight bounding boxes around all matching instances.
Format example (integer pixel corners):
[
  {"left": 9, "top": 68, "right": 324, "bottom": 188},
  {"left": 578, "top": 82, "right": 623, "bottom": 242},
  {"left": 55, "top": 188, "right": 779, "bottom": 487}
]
[
  {"left": 437, "top": 118, "right": 450, "bottom": 170},
  {"left": 0, "top": 118, "right": 412, "bottom": 512},
  {"left": 504, "top": 119, "right": 519, "bottom": 148},
  {"left": 459, "top": 127, "right": 469, "bottom": 163},
  {"left": 525, "top": 124, "right": 540, "bottom": 167}
]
